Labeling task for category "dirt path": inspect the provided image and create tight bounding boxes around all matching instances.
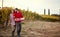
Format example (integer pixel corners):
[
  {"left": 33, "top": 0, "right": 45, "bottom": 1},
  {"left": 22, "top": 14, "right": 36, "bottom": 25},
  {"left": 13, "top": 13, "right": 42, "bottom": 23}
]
[{"left": 0, "top": 21, "right": 60, "bottom": 37}]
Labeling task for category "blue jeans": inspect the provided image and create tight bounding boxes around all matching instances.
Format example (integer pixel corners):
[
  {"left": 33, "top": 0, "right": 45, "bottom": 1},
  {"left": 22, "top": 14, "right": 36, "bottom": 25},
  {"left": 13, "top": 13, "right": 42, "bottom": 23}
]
[{"left": 12, "top": 22, "right": 21, "bottom": 37}]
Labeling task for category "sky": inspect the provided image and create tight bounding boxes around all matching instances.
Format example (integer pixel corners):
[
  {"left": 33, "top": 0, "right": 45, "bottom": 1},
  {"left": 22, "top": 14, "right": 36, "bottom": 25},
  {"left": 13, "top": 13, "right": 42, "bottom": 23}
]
[{"left": 0, "top": 0, "right": 60, "bottom": 15}]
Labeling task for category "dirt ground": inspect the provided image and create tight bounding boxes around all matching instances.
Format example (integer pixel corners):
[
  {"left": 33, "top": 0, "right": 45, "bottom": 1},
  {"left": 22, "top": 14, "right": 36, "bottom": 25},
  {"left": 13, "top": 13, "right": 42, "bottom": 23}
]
[{"left": 0, "top": 21, "right": 60, "bottom": 37}]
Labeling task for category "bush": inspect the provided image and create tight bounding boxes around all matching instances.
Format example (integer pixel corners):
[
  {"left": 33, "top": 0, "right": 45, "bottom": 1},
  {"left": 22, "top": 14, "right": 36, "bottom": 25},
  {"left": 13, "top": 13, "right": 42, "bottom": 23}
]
[
  {"left": 51, "top": 14, "right": 60, "bottom": 17},
  {"left": 42, "top": 18, "right": 60, "bottom": 22}
]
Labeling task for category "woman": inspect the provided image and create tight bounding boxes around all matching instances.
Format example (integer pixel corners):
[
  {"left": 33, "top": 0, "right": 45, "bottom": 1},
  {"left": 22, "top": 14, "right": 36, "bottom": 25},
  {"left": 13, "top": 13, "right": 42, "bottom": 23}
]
[{"left": 10, "top": 10, "right": 16, "bottom": 37}]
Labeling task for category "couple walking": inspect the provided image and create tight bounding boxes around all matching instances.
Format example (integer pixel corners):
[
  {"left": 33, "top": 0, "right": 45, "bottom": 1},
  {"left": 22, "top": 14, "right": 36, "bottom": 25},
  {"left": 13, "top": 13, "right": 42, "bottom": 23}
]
[{"left": 10, "top": 8, "right": 24, "bottom": 37}]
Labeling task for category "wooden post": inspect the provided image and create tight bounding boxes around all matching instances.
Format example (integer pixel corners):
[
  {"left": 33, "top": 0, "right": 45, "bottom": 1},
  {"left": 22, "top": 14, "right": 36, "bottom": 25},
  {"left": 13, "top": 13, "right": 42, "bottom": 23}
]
[{"left": 2, "top": 0, "right": 3, "bottom": 9}]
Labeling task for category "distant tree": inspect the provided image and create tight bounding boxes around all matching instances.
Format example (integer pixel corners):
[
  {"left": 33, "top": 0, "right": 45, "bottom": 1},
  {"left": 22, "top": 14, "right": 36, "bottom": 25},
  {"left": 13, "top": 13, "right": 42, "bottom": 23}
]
[
  {"left": 0, "top": 7, "right": 43, "bottom": 24},
  {"left": 0, "top": 7, "right": 13, "bottom": 25}
]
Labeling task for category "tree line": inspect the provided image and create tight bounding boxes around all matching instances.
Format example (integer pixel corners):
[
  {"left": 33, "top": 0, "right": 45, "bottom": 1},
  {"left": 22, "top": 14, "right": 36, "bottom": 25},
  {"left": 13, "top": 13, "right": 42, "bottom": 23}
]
[
  {"left": 0, "top": 7, "right": 60, "bottom": 24},
  {"left": 0, "top": 7, "right": 42, "bottom": 24}
]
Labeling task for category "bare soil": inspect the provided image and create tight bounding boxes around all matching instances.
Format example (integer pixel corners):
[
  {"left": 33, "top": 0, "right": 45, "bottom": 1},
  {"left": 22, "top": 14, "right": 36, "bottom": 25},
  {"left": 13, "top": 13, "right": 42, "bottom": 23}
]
[{"left": 0, "top": 21, "right": 60, "bottom": 37}]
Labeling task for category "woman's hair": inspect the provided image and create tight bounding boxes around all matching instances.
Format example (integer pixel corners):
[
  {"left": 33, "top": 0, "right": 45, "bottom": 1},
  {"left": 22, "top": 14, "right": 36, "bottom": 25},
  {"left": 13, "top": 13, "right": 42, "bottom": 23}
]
[{"left": 10, "top": 10, "right": 15, "bottom": 14}]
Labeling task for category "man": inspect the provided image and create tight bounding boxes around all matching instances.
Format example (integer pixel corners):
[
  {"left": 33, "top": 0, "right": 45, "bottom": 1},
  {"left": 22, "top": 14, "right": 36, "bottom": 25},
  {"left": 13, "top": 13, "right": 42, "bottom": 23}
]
[{"left": 13, "top": 8, "right": 24, "bottom": 37}]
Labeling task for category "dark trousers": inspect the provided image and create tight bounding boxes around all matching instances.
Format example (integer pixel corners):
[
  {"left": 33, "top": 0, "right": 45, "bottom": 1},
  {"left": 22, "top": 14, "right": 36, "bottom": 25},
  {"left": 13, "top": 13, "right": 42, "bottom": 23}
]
[{"left": 12, "top": 22, "right": 21, "bottom": 37}]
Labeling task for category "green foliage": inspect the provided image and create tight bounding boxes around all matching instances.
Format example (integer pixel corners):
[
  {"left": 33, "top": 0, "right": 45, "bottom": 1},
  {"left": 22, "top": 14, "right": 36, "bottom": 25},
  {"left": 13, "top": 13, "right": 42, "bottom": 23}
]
[
  {"left": 0, "top": 7, "right": 43, "bottom": 24},
  {"left": 42, "top": 18, "right": 60, "bottom": 22},
  {"left": 22, "top": 9, "right": 42, "bottom": 20},
  {"left": 0, "top": 7, "right": 13, "bottom": 24},
  {"left": 0, "top": 7, "right": 59, "bottom": 24},
  {"left": 0, "top": 10, "right": 2, "bottom": 24}
]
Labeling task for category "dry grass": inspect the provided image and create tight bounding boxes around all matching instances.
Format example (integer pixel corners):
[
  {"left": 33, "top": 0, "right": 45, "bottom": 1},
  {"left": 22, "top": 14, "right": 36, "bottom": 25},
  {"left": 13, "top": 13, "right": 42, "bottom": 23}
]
[
  {"left": 0, "top": 21, "right": 60, "bottom": 37},
  {"left": 40, "top": 15, "right": 59, "bottom": 20}
]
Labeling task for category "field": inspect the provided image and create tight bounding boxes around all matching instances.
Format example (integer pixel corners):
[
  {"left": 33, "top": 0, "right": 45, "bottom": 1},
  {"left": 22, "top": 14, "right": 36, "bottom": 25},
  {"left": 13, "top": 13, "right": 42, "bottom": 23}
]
[
  {"left": 0, "top": 21, "right": 60, "bottom": 37},
  {"left": 0, "top": 7, "right": 60, "bottom": 37},
  {"left": 40, "top": 15, "right": 59, "bottom": 20},
  {"left": 40, "top": 15, "right": 60, "bottom": 21}
]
